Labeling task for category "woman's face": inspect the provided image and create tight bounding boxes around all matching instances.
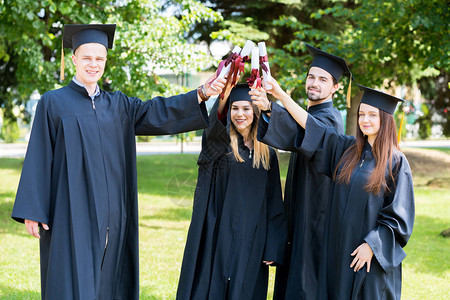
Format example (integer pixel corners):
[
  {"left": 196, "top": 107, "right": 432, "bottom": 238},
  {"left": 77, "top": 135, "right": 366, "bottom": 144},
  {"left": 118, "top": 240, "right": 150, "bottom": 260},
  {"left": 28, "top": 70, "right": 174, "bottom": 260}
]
[
  {"left": 231, "top": 101, "right": 254, "bottom": 136},
  {"left": 358, "top": 103, "right": 381, "bottom": 141}
]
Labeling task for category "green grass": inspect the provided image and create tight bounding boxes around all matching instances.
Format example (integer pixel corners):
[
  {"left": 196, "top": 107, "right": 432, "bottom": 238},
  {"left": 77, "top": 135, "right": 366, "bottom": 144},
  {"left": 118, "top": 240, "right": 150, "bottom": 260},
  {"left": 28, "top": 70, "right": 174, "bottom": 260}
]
[{"left": 0, "top": 152, "right": 449, "bottom": 299}]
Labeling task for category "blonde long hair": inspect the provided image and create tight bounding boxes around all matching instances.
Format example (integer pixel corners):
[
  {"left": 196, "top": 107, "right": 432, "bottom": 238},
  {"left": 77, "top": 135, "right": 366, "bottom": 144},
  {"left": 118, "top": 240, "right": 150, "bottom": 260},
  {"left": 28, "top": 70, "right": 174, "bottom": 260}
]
[{"left": 229, "top": 104, "right": 271, "bottom": 170}]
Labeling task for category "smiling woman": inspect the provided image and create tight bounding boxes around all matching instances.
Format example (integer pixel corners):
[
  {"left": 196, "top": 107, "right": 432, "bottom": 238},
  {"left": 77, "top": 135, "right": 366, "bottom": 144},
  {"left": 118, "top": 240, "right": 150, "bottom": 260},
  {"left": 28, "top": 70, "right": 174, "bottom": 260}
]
[
  {"left": 176, "top": 83, "right": 287, "bottom": 299},
  {"left": 257, "top": 76, "right": 415, "bottom": 299}
]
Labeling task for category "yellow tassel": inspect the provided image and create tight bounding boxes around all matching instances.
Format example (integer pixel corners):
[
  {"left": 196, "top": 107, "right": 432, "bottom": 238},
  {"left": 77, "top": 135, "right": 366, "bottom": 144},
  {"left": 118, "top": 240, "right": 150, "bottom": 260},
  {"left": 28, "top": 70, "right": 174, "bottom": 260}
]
[
  {"left": 398, "top": 109, "right": 405, "bottom": 144},
  {"left": 60, "top": 40, "right": 65, "bottom": 81},
  {"left": 346, "top": 77, "right": 352, "bottom": 108}
]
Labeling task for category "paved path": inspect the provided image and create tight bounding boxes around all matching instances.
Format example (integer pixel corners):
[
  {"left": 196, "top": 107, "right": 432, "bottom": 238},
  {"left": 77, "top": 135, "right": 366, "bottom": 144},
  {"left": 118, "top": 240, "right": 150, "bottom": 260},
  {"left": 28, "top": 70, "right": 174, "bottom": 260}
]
[
  {"left": 0, "top": 141, "right": 202, "bottom": 158},
  {"left": 0, "top": 140, "right": 449, "bottom": 158}
]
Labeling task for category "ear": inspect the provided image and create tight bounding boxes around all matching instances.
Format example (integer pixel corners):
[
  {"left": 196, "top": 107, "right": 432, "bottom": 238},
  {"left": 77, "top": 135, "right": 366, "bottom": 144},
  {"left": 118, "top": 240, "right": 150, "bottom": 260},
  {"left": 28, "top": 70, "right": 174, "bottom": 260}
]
[
  {"left": 331, "top": 82, "right": 339, "bottom": 94},
  {"left": 71, "top": 54, "right": 77, "bottom": 65}
]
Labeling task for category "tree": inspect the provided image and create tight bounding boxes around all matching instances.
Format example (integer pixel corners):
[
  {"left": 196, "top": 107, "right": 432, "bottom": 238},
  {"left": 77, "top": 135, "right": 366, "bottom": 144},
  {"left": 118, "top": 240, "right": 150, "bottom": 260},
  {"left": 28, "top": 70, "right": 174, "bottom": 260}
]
[
  {"left": 0, "top": 0, "right": 221, "bottom": 125},
  {"left": 188, "top": 0, "right": 449, "bottom": 135}
]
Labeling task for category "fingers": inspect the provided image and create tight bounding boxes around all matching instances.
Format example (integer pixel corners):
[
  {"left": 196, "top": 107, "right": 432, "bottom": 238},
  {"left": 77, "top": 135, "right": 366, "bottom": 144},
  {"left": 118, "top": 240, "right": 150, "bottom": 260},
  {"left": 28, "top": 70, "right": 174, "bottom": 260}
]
[
  {"left": 207, "top": 78, "right": 226, "bottom": 96},
  {"left": 25, "top": 219, "right": 40, "bottom": 238},
  {"left": 42, "top": 223, "right": 49, "bottom": 230},
  {"left": 367, "top": 259, "right": 371, "bottom": 273},
  {"left": 262, "top": 261, "right": 274, "bottom": 265}
]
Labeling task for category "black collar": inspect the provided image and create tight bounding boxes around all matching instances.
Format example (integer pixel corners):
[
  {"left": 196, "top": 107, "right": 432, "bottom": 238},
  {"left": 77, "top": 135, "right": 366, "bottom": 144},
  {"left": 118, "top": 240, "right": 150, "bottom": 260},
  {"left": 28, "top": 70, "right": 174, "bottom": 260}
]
[
  {"left": 68, "top": 80, "right": 99, "bottom": 97},
  {"left": 307, "top": 101, "right": 333, "bottom": 113}
]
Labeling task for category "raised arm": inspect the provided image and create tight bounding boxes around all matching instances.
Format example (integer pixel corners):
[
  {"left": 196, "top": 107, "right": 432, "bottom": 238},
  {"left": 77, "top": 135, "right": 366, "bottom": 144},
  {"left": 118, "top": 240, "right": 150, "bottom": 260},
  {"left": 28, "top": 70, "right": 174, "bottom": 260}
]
[{"left": 264, "top": 77, "right": 309, "bottom": 129}]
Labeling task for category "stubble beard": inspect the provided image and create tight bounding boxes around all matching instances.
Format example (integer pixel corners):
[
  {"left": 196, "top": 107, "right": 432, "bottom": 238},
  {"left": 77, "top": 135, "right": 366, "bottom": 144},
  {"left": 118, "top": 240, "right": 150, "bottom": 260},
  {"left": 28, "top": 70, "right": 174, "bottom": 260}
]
[{"left": 307, "top": 90, "right": 327, "bottom": 102}]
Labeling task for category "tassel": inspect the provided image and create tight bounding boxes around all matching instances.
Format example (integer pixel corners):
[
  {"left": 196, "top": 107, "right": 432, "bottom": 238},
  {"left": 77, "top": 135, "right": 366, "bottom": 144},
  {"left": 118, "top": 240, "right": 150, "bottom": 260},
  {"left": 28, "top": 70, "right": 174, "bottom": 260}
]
[
  {"left": 346, "top": 77, "right": 352, "bottom": 108},
  {"left": 398, "top": 108, "right": 405, "bottom": 144},
  {"left": 60, "top": 40, "right": 65, "bottom": 81}
]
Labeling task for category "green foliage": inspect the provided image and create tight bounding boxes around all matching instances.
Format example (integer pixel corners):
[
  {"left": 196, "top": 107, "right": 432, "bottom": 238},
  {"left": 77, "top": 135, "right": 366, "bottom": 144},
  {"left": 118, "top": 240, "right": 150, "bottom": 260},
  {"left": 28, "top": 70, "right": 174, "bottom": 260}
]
[
  {"left": 195, "top": 0, "right": 449, "bottom": 135},
  {"left": 0, "top": 118, "right": 20, "bottom": 143},
  {"left": 0, "top": 0, "right": 222, "bottom": 122},
  {"left": 416, "top": 103, "right": 432, "bottom": 139}
]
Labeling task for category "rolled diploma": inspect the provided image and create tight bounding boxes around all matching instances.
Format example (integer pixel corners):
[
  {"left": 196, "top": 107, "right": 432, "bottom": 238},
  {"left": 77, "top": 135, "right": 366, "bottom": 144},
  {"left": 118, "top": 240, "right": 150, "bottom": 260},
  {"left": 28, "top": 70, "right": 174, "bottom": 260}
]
[
  {"left": 251, "top": 47, "right": 259, "bottom": 70},
  {"left": 240, "top": 40, "right": 255, "bottom": 59},
  {"left": 211, "top": 45, "right": 242, "bottom": 88},
  {"left": 258, "top": 42, "right": 272, "bottom": 89}
]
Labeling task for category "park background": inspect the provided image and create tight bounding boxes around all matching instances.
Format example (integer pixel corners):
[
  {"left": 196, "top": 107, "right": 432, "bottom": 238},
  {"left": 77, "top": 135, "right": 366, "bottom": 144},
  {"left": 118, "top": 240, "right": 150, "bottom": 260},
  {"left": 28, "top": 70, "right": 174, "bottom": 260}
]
[{"left": 0, "top": 0, "right": 449, "bottom": 299}]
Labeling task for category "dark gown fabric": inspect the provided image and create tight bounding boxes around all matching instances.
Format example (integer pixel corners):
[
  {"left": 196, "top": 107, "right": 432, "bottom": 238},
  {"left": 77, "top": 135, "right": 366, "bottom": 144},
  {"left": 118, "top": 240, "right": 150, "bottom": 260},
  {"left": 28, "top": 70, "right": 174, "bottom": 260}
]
[
  {"left": 11, "top": 80, "right": 209, "bottom": 300},
  {"left": 257, "top": 101, "right": 343, "bottom": 299},
  {"left": 295, "top": 115, "right": 415, "bottom": 300},
  {"left": 176, "top": 100, "right": 288, "bottom": 300}
]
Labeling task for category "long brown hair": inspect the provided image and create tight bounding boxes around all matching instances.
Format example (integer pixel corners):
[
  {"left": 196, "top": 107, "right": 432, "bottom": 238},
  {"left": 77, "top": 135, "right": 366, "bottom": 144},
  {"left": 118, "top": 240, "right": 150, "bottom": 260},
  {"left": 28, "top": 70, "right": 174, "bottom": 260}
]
[
  {"left": 334, "top": 105, "right": 399, "bottom": 195},
  {"left": 229, "top": 104, "right": 271, "bottom": 170}
]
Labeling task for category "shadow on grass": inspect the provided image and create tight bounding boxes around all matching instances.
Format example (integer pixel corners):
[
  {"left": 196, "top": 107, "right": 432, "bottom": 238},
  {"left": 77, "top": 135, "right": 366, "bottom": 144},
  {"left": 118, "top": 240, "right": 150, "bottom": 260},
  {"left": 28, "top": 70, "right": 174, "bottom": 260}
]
[
  {"left": 141, "top": 207, "right": 192, "bottom": 222},
  {"left": 0, "top": 158, "right": 23, "bottom": 170},
  {"left": 405, "top": 214, "right": 450, "bottom": 276},
  {"left": 0, "top": 283, "right": 40, "bottom": 299}
]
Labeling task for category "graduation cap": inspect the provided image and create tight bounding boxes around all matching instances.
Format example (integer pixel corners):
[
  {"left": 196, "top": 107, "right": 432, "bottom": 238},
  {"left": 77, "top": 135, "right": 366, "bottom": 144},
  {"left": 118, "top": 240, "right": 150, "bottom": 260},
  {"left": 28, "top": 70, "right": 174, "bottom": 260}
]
[
  {"left": 357, "top": 83, "right": 405, "bottom": 115},
  {"left": 60, "top": 24, "right": 116, "bottom": 80},
  {"left": 305, "top": 43, "right": 353, "bottom": 107},
  {"left": 229, "top": 84, "right": 252, "bottom": 104}
]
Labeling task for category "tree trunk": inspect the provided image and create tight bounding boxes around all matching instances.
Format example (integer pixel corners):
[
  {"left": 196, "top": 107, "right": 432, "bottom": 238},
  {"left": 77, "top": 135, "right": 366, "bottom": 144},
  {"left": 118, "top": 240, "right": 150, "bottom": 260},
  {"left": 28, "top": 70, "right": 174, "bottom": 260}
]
[{"left": 345, "top": 91, "right": 363, "bottom": 136}]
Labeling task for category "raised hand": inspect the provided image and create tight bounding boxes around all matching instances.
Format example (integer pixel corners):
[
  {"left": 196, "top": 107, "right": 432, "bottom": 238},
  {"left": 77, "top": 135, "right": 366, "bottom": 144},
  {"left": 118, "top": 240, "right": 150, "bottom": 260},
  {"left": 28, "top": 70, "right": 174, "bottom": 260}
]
[{"left": 250, "top": 83, "right": 271, "bottom": 112}]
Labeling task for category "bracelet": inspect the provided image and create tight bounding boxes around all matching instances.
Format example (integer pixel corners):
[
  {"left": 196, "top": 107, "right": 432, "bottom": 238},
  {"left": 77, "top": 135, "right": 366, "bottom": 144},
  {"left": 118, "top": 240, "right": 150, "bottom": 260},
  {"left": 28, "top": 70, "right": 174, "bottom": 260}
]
[
  {"left": 197, "top": 85, "right": 209, "bottom": 102},
  {"left": 261, "top": 101, "right": 272, "bottom": 113}
]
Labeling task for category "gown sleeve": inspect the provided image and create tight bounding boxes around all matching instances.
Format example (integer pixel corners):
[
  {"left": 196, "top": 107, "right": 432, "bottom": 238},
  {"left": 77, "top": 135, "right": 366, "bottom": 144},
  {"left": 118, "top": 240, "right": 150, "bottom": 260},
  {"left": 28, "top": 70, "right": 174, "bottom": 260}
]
[
  {"left": 295, "top": 114, "right": 355, "bottom": 177},
  {"left": 197, "top": 99, "right": 231, "bottom": 165},
  {"left": 12, "top": 96, "right": 56, "bottom": 224},
  {"left": 257, "top": 102, "right": 300, "bottom": 152},
  {"left": 364, "top": 154, "right": 415, "bottom": 273},
  {"left": 262, "top": 151, "right": 288, "bottom": 265},
  {"left": 131, "top": 89, "right": 209, "bottom": 135}
]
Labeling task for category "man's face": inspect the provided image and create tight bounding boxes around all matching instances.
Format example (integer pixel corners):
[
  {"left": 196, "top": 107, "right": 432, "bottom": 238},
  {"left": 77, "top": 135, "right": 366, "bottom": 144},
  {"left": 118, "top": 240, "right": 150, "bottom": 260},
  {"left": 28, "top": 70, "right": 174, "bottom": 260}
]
[
  {"left": 305, "top": 66, "right": 339, "bottom": 102},
  {"left": 72, "top": 43, "right": 107, "bottom": 86}
]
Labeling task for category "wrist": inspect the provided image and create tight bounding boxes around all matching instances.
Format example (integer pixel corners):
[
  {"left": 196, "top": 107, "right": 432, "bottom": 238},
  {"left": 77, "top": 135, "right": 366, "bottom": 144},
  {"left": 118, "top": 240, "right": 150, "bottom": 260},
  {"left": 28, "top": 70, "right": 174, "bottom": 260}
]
[
  {"left": 261, "top": 101, "right": 272, "bottom": 113},
  {"left": 197, "top": 85, "right": 209, "bottom": 102}
]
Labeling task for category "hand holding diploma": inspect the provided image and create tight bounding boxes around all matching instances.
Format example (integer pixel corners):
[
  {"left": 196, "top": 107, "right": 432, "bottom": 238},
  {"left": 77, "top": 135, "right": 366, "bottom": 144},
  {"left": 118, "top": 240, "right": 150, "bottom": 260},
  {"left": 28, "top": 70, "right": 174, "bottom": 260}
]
[{"left": 211, "top": 45, "right": 242, "bottom": 89}]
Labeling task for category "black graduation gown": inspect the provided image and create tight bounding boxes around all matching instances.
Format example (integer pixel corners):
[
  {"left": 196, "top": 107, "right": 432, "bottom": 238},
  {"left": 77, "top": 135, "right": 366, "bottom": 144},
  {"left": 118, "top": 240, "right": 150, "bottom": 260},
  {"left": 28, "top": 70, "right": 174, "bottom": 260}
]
[
  {"left": 11, "top": 81, "right": 209, "bottom": 300},
  {"left": 176, "top": 100, "right": 288, "bottom": 300},
  {"left": 257, "top": 101, "right": 343, "bottom": 299},
  {"left": 296, "top": 115, "right": 415, "bottom": 299}
]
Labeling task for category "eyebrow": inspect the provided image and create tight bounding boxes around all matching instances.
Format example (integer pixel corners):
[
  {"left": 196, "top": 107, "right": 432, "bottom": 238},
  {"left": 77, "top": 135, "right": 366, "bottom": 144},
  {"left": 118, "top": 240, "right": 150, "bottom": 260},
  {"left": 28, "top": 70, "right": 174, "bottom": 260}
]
[{"left": 232, "top": 104, "right": 251, "bottom": 108}]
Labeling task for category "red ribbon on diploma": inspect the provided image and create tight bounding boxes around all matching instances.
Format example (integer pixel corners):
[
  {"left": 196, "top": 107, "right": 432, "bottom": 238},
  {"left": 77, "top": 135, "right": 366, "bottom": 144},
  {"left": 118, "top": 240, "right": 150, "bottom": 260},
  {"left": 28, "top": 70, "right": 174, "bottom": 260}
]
[
  {"left": 247, "top": 69, "right": 261, "bottom": 88},
  {"left": 259, "top": 55, "right": 269, "bottom": 73}
]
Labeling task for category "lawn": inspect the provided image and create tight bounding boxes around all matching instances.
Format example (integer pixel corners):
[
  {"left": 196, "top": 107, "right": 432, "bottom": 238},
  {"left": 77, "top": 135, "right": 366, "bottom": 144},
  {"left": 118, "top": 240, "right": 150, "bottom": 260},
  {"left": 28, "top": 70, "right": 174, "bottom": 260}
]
[{"left": 0, "top": 150, "right": 449, "bottom": 299}]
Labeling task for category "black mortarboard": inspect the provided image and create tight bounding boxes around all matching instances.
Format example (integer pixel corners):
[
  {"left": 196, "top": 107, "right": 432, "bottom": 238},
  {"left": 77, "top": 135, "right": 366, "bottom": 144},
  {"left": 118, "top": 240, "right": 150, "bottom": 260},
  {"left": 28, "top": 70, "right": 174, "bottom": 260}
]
[
  {"left": 229, "top": 84, "right": 252, "bottom": 104},
  {"left": 305, "top": 43, "right": 353, "bottom": 107},
  {"left": 357, "top": 83, "right": 405, "bottom": 115},
  {"left": 305, "top": 43, "right": 352, "bottom": 81},
  {"left": 63, "top": 24, "right": 116, "bottom": 51},
  {"left": 60, "top": 24, "right": 116, "bottom": 80}
]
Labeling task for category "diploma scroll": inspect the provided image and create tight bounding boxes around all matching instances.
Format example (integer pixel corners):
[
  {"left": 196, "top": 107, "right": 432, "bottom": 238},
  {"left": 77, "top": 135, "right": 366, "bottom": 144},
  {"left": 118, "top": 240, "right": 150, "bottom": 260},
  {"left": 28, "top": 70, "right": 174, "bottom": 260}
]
[
  {"left": 211, "top": 45, "right": 242, "bottom": 89},
  {"left": 247, "top": 47, "right": 261, "bottom": 88},
  {"left": 230, "top": 40, "right": 255, "bottom": 86},
  {"left": 258, "top": 42, "right": 272, "bottom": 90}
]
